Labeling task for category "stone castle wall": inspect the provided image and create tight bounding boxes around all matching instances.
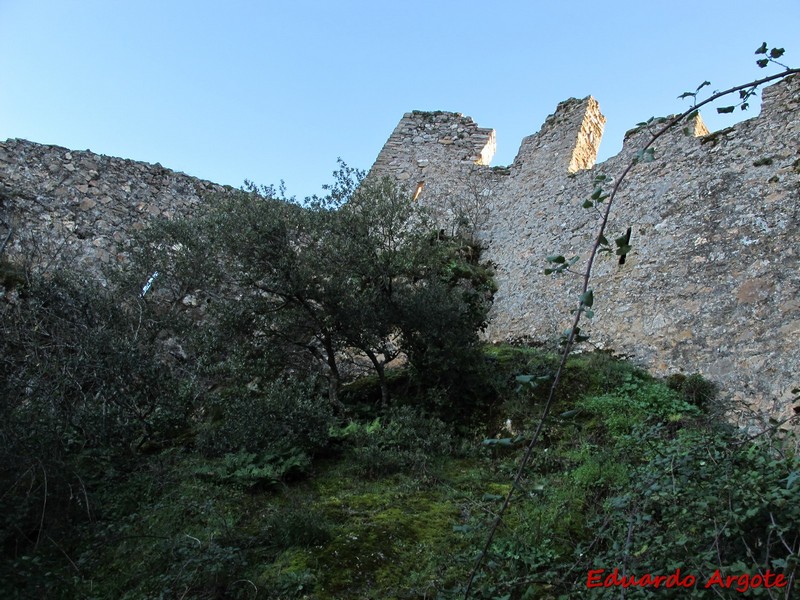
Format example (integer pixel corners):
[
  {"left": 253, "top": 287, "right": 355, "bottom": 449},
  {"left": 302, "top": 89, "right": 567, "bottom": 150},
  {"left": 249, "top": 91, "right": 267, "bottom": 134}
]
[
  {"left": 1, "top": 75, "right": 798, "bottom": 427},
  {"left": 0, "top": 140, "right": 232, "bottom": 276},
  {"left": 367, "top": 75, "right": 800, "bottom": 428}
]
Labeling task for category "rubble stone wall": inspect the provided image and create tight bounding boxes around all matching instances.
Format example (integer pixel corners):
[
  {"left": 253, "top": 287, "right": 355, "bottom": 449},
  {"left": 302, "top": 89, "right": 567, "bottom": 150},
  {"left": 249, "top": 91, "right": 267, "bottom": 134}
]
[
  {"left": 0, "top": 140, "right": 232, "bottom": 277},
  {"left": 367, "top": 75, "right": 800, "bottom": 428}
]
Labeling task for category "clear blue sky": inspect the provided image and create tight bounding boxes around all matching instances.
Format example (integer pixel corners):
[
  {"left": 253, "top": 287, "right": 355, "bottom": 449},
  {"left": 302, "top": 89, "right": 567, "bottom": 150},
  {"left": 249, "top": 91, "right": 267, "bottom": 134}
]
[{"left": 2, "top": 1, "right": 798, "bottom": 200}]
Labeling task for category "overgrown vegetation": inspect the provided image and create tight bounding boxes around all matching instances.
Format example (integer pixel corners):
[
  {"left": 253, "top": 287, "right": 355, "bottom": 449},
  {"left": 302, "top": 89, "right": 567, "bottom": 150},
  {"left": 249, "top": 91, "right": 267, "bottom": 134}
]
[
  {"left": 1, "top": 146, "right": 798, "bottom": 597},
  {"left": 2, "top": 286, "right": 797, "bottom": 598},
  {"left": 0, "top": 170, "right": 498, "bottom": 597},
  {"left": 3, "top": 253, "right": 798, "bottom": 599}
]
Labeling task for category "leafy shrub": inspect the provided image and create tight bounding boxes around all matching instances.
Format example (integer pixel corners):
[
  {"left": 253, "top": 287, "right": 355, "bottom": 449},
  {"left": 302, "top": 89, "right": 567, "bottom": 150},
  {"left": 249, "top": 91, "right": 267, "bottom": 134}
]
[
  {"left": 84, "top": 523, "right": 251, "bottom": 599},
  {"left": 0, "top": 267, "right": 196, "bottom": 590},
  {"left": 464, "top": 372, "right": 799, "bottom": 600},
  {"left": 195, "top": 451, "right": 312, "bottom": 490},
  {"left": 578, "top": 372, "right": 701, "bottom": 438},
  {"left": 333, "top": 406, "right": 454, "bottom": 478},
  {"left": 1, "top": 270, "right": 193, "bottom": 453},
  {"left": 195, "top": 376, "right": 334, "bottom": 458},
  {"left": 566, "top": 427, "right": 800, "bottom": 599},
  {"left": 665, "top": 372, "right": 718, "bottom": 407},
  {"left": 495, "top": 352, "right": 696, "bottom": 456},
  {"left": 562, "top": 350, "right": 648, "bottom": 400}
]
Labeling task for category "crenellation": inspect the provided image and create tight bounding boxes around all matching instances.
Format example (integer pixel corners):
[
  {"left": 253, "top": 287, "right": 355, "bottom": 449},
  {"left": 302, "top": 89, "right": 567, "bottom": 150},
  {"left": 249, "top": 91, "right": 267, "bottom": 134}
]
[
  {"left": 368, "top": 110, "right": 497, "bottom": 190},
  {"left": 568, "top": 96, "right": 606, "bottom": 172},
  {"left": 510, "top": 96, "right": 605, "bottom": 174},
  {"left": 369, "top": 74, "right": 800, "bottom": 430}
]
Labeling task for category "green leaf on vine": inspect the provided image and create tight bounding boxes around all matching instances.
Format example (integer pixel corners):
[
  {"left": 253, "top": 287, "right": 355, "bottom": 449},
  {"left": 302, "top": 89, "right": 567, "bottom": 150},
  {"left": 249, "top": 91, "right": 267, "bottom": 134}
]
[
  {"left": 483, "top": 438, "right": 514, "bottom": 446},
  {"left": 696, "top": 80, "right": 711, "bottom": 92},
  {"left": 546, "top": 255, "right": 566, "bottom": 264},
  {"left": 635, "top": 148, "right": 655, "bottom": 163},
  {"left": 582, "top": 200, "right": 594, "bottom": 209},
  {"left": 770, "top": 47, "right": 785, "bottom": 59},
  {"left": 561, "top": 326, "right": 590, "bottom": 343},
  {"left": 580, "top": 289, "right": 594, "bottom": 307},
  {"left": 755, "top": 42, "right": 768, "bottom": 55},
  {"left": 717, "top": 106, "right": 736, "bottom": 114}
]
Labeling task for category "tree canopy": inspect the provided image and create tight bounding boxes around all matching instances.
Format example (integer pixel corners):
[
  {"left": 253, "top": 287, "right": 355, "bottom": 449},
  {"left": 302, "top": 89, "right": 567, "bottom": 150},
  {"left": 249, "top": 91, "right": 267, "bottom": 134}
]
[{"left": 126, "top": 164, "right": 496, "bottom": 406}]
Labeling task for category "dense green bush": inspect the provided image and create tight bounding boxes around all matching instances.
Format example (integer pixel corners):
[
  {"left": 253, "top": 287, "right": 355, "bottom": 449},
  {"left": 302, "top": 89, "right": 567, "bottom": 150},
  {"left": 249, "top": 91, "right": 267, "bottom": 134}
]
[
  {"left": 76, "top": 475, "right": 256, "bottom": 600},
  {"left": 666, "top": 371, "right": 719, "bottom": 408},
  {"left": 125, "top": 170, "right": 496, "bottom": 407},
  {"left": 1, "top": 270, "right": 194, "bottom": 453},
  {"left": 0, "top": 267, "right": 198, "bottom": 594},
  {"left": 333, "top": 405, "right": 454, "bottom": 478},
  {"left": 195, "top": 376, "right": 334, "bottom": 458}
]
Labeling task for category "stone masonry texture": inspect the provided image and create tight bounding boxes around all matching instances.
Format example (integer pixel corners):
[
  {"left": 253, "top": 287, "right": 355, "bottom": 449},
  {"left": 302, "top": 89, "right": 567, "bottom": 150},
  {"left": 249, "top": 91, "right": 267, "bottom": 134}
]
[
  {"left": 1, "top": 75, "right": 798, "bottom": 429},
  {"left": 367, "top": 76, "right": 800, "bottom": 430},
  {"left": 0, "top": 140, "right": 232, "bottom": 276}
]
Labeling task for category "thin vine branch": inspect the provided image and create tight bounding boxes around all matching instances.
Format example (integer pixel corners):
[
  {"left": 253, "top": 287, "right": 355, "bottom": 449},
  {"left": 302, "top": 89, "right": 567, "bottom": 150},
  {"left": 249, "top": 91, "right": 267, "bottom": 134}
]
[
  {"left": 0, "top": 221, "right": 12, "bottom": 258},
  {"left": 463, "top": 63, "right": 799, "bottom": 598}
]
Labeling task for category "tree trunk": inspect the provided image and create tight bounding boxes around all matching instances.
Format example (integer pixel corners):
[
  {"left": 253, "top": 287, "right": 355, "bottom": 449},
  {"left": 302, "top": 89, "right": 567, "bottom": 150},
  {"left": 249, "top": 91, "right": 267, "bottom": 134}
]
[
  {"left": 321, "top": 333, "right": 343, "bottom": 409},
  {"left": 364, "top": 348, "right": 389, "bottom": 406}
]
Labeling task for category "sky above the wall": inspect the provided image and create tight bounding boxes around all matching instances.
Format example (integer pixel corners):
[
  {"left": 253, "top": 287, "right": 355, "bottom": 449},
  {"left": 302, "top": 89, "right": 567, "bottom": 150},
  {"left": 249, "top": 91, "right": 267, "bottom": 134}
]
[{"left": 1, "top": 1, "right": 798, "bottom": 200}]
